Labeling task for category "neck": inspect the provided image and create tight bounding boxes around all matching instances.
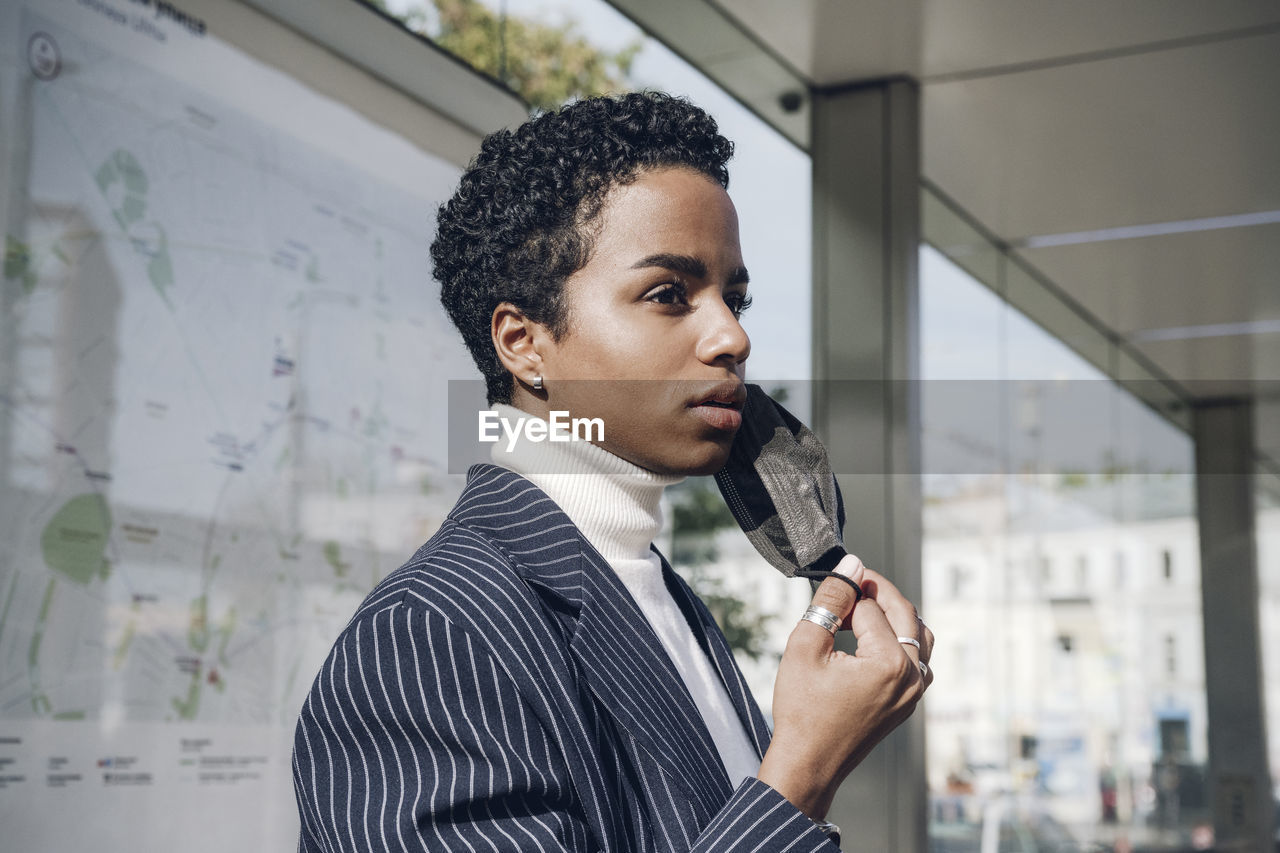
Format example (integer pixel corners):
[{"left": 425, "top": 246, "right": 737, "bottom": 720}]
[{"left": 488, "top": 402, "right": 684, "bottom": 561}]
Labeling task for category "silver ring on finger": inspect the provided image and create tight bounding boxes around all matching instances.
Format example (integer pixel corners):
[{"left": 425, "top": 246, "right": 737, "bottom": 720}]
[
  {"left": 897, "top": 636, "right": 921, "bottom": 651},
  {"left": 800, "top": 604, "right": 841, "bottom": 636},
  {"left": 918, "top": 660, "right": 929, "bottom": 677}
]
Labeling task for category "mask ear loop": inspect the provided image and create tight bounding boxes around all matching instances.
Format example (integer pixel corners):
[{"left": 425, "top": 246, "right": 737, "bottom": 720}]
[
  {"left": 792, "top": 546, "right": 862, "bottom": 601},
  {"left": 794, "top": 570, "right": 862, "bottom": 602}
]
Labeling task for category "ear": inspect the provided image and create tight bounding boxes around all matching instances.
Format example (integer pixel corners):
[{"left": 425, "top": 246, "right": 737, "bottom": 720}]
[{"left": 491, "top": 302, "right": 551, "bottom": 388}]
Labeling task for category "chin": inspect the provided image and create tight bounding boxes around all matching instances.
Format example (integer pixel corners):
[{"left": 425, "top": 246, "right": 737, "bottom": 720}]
[
  {"left": 659, "top": 440, "right": 734, "bottom": 478},
  {"left": 607, "top": 421, "right": 736, "bottom": 477},
  {"left": 684, "top": 457, "right": 730, "bottom": 477}
]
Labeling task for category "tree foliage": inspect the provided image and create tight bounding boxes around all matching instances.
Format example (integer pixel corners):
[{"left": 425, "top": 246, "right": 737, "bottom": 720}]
[
  {"left": 365, "top": 0, "right": 640, "bottom": 111},
  {"left": 669, "top": 478, "right": 773, "bottom": 661}
]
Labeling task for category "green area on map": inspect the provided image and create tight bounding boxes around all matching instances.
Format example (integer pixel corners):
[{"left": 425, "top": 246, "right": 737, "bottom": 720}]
[
  {"left": 28, "top": 578, "right": 56, "bottom": 714},
  {"left": 95, "top": 149, "right": 174, "bottom": 302},
  {"left": 113, "top": 618, "right": 136, "bottom": 670},
  {"left": 172, "top": 666, "right": 201, "bottom": 720},
  {"left": 40, "top": 494, "right": 112, "bottom": 585},
  {"left": 216, "top": 607, "right": 237, "bottom": 667},
  {"left": 188, "top": 595, "right": 209, "bottom": 653}
]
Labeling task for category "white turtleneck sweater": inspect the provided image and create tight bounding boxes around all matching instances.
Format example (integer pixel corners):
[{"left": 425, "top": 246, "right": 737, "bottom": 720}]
[{"left": 488, "top": 403, "right": 762, "bottom": 787}]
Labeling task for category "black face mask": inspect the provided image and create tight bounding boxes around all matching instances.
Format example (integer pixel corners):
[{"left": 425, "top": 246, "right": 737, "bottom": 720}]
[{"left": 714, "top": 384, "right": 861, "bottom": 600}]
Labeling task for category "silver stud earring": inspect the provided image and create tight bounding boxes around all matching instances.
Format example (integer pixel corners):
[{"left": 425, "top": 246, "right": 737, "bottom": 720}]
[{"left": 532, "top": 375, "right": 544, "bottom": 391}]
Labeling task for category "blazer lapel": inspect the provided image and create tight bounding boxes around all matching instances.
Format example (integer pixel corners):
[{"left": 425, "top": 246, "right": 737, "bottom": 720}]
[
  {"left": 655, "top": 548, "right": 774, "bottom": 759},
  {"left": 452, "top": 465, "right": 732, "bottom": 816},
  {"left": 568, "top": 543, "right": 733, "bottom": 810}
]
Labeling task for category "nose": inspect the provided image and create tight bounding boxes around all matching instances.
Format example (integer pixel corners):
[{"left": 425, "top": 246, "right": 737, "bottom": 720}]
[{"left": 696, "top": 300, "right": 751, "bottom": 367}]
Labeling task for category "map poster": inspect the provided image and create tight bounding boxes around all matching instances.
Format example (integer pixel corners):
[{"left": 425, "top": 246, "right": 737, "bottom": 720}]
[{"left": 0, "top": 0, "right": 472, "bottom": 846}]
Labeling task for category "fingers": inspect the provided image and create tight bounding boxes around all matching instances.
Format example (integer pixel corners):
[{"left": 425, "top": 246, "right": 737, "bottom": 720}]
[
  {"left": 861, "top": 568, "right": 933, "bottom": 654},
  {"left": 808, "top": 554, "right": 864, "bottom": 618},
  {"left": 788, "top": 554, "right": 865, "bottom": 657},
  {"left": 853, "top": 567, "right": 935, "bottom": 691},
  {"left": 847, "top": 585, "right": 910, "bottom": 661},
  {"left": 859, "top": 568, "right": 916, "bottom": 639},
  {"left": 788, "top": 556, "right": 937, "bottom": 698}
]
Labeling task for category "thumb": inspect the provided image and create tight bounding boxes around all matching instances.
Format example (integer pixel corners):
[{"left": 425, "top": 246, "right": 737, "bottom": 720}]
[{"left": 787, "top": 554, "right": 866, "bottom": 658}]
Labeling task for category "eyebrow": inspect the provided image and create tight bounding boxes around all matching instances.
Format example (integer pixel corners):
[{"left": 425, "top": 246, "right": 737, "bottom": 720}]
[{"left": 630, "top": 253, "right": 750, "bottom": 286}]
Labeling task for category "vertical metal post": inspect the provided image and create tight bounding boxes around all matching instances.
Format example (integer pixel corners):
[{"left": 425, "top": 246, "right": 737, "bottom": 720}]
[
  {"left": 1193, "top": 400, "right": 1274, "bottom": 852},
  {"left": 811, "top": 78, "right": 924, "bottom": 853}
]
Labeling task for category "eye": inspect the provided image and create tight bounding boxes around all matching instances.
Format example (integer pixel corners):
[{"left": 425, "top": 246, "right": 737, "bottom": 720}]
[
  {"left": 646, "top": 281, "right": 689, "bottom": 307},
  {"left": 725, "top": 291, "right": 753, "bottom": 318}
]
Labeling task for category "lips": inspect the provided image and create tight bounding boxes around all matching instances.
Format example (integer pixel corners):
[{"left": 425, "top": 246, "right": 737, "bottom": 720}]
[
  {"left": 688, "top": 381, "right": 746, "bottom": 431},
  {"left": 690, "top": 381, "right": 747, "bottom": 411}
]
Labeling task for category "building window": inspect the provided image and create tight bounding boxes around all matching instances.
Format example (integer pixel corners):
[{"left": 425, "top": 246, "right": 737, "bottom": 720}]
[
  {"left": 1164, "top": 634, "right": 1177, "bottom": 678},
  {"left": 1162, "top": 549, "right": 1174, "bottom": 582},
  {"left": 1057, "top": 634, "right": 1074, "bottom": 654}
]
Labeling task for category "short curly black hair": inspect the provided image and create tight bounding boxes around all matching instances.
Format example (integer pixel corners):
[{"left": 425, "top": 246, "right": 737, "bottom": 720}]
[{"left": 431, "top": 91, "right": 734, "bottom": 404}]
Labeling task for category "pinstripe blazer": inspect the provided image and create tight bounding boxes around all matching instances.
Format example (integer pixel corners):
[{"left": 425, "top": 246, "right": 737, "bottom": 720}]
[{"left": 293, "top": 463, "right": 839, "bottom": 852}]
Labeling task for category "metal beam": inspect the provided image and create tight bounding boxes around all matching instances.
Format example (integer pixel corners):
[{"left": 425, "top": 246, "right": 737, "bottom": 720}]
[
  {"left": 811, "top": 78, "right": 925, "bottom": 853},
  {"left": 1193, "top": 400, "right": 1275, "bottom": 852},
  {"left": 605, "top": 0, "right": 810, "bottom": 149}
]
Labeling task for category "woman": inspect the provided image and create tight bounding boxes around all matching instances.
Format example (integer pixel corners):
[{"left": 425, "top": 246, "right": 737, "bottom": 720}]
[{"left": 292, "top": 91, "right": 933, "bottom": 852}]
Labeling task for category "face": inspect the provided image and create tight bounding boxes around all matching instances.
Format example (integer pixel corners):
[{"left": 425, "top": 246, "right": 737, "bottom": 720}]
[{"left": 508, "top": 167, "right": 752, "bottom": 476}]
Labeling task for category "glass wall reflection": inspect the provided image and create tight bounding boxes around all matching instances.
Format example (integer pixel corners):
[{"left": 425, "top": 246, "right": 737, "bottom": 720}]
[{"left": 921, "top": 226, "right": 1211, "bottom": 851}]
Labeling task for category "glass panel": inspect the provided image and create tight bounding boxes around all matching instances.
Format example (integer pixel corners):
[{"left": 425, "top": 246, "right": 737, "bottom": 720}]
[
  {"left": 921, "top": 244, "right": 1003, "bottom": 381},
  {"left": 920, "top": 246, "right": 1005, "bottom": 491},
  {"left": 1003, "top": 259, "right": 1111, "bottom": 378},
  {"left": 922, "top": 243, "right": 1209, "bottom": 853}
]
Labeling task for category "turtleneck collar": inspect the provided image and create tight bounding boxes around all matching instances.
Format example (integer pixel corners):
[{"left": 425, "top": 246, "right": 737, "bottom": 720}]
[{"left": 487, "top": 402, "right": 685, "bottom": 562}]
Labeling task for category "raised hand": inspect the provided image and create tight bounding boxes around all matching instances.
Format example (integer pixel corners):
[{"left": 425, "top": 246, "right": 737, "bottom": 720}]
[{"left": 757, "top": 554, "right": 934, "bottom": 820}]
